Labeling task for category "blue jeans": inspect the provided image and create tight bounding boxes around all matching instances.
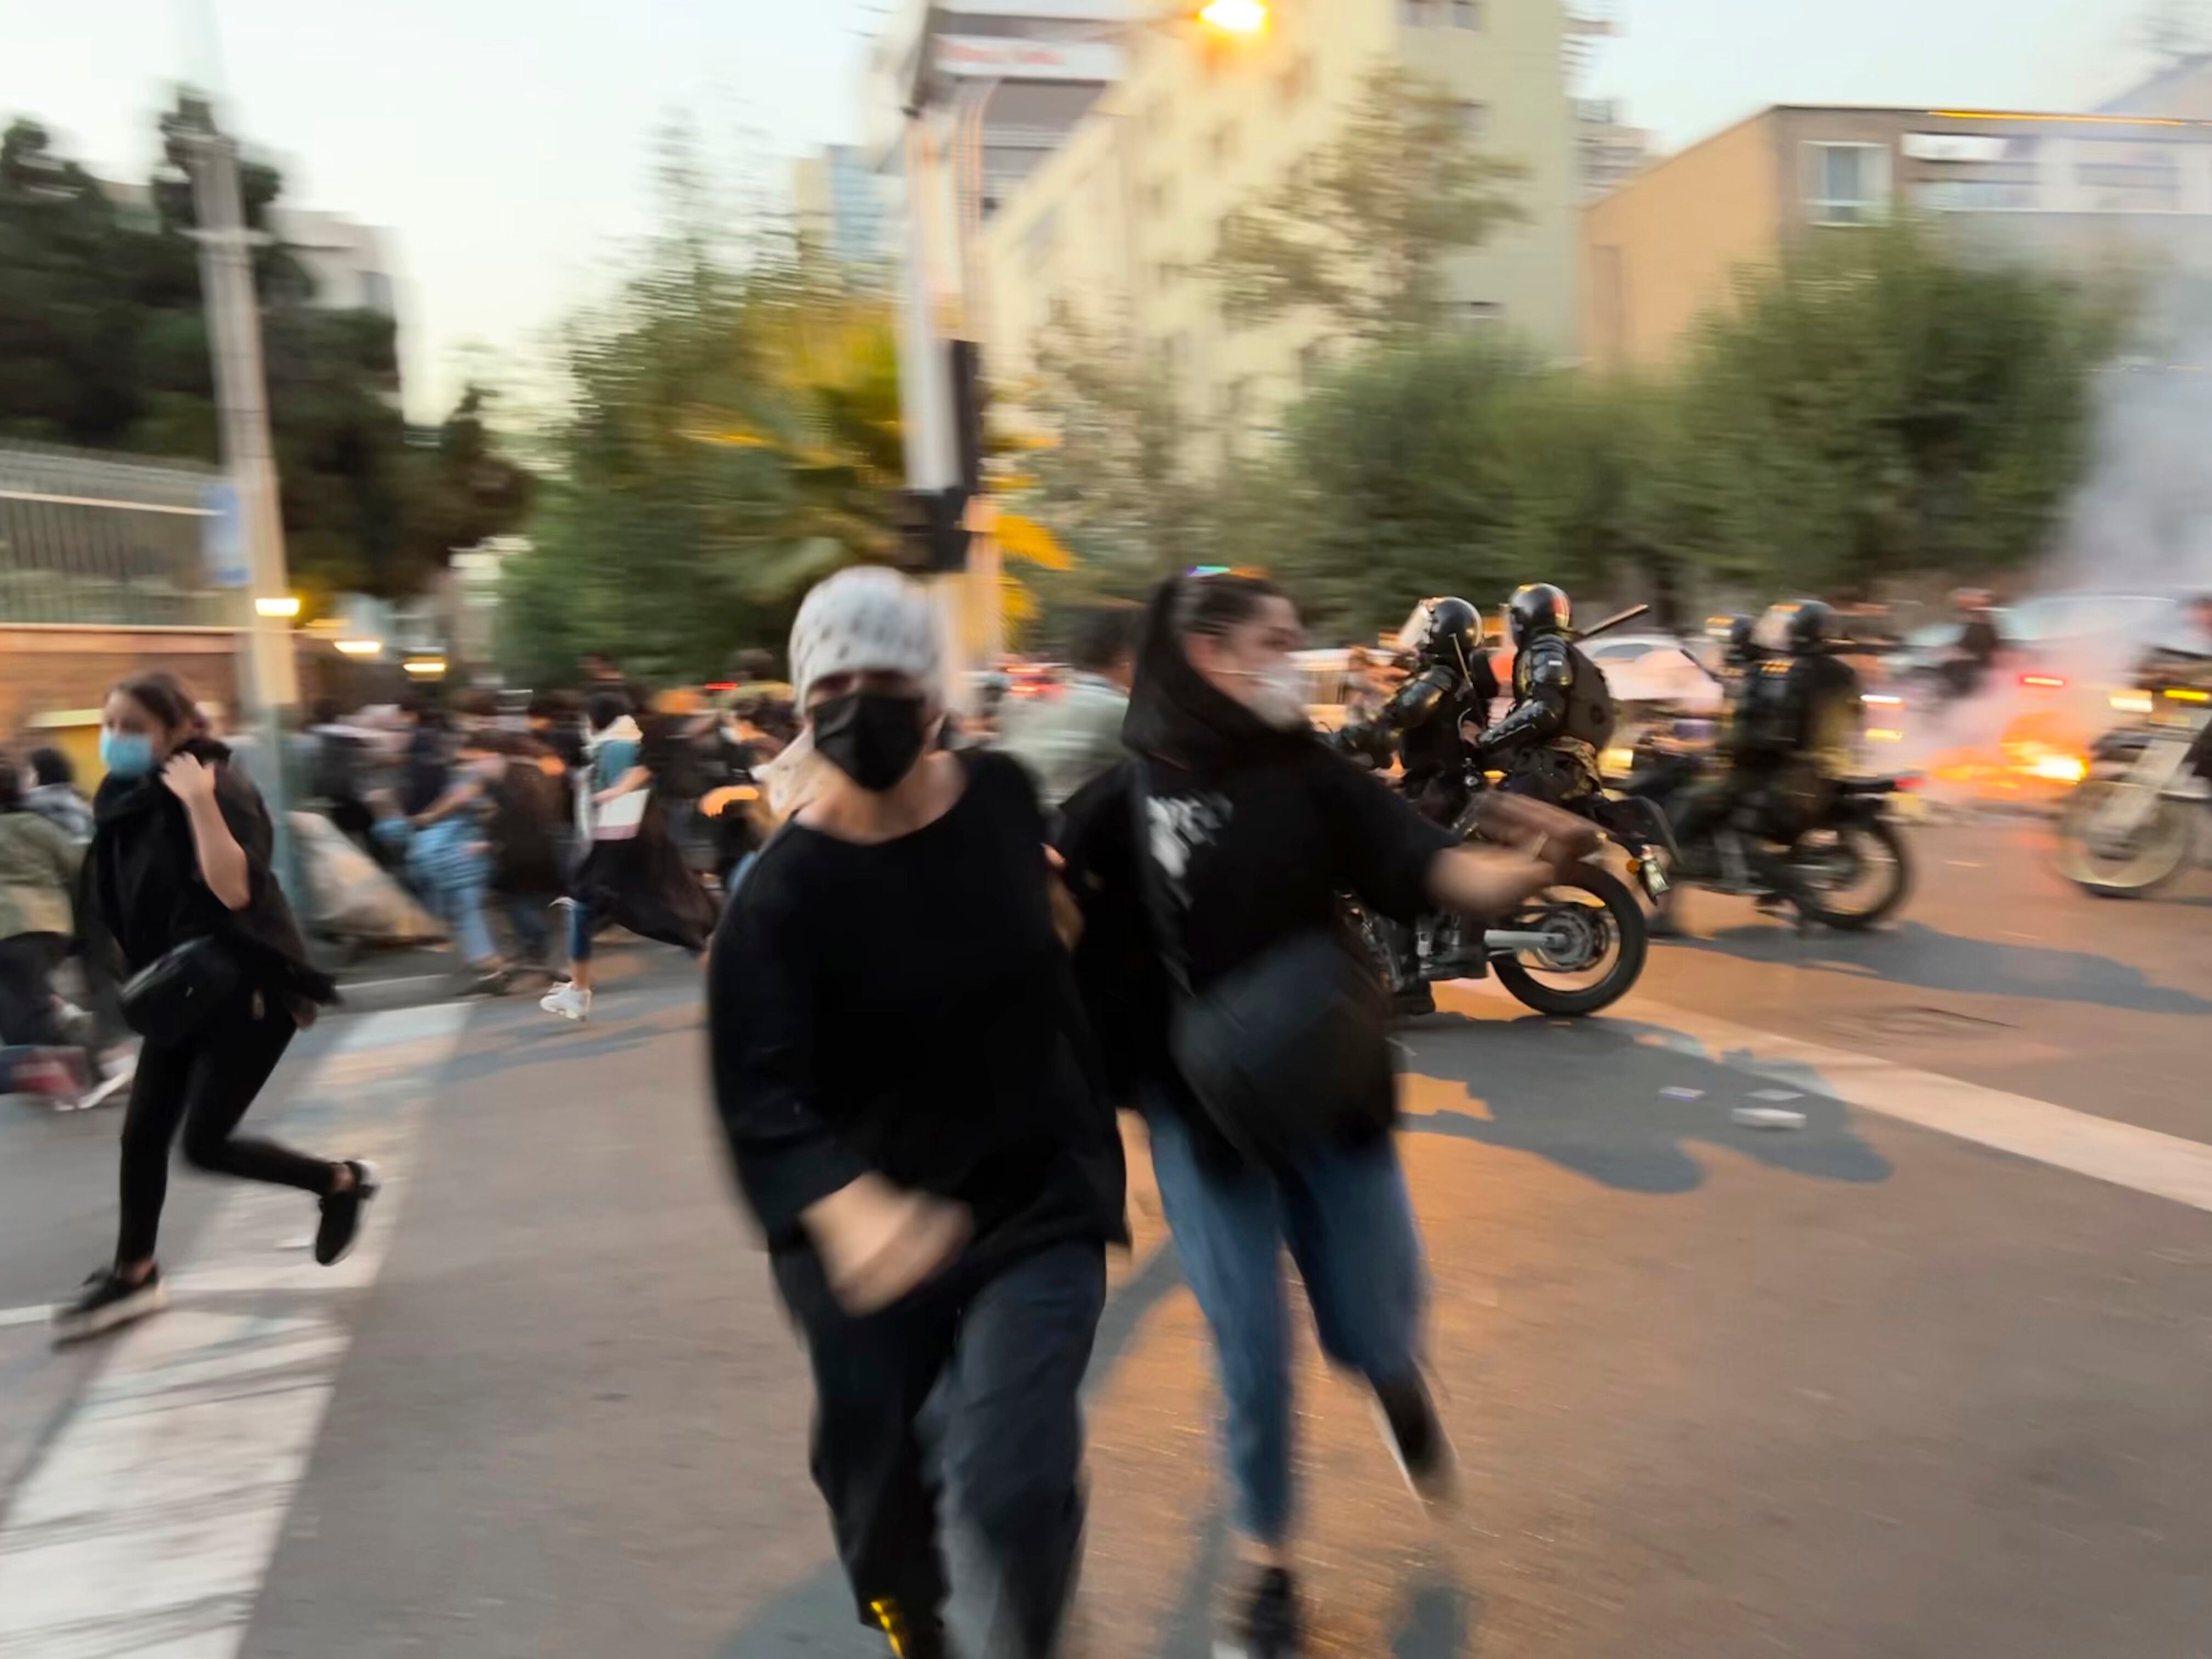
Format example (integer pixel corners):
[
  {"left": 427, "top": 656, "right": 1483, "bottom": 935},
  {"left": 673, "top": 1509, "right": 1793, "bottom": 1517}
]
[
  {"left": 565, "top": 899, "right": 593, "bottom": 966},
  {"left": 502, "top": 896, "right": 550, "bottom": 963},
  {"left": 1144, "top": 1104, "right": 1428, "bottom": 1545}
]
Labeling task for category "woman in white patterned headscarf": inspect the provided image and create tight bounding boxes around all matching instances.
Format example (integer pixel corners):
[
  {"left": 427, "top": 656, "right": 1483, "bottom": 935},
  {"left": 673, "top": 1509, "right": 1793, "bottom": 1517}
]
[{"left": 706, "top": 565, "right": 1123, "bottom": 1659}]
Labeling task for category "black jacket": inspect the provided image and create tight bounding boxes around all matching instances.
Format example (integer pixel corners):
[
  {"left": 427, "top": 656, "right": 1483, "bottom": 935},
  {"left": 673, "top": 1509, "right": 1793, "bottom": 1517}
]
[
  {"left": 1058, "top": 580, "right": 1452, "bottom": 1166},
  {"left": 84, "top": 738, "right": 336, "bottom": 1012}
]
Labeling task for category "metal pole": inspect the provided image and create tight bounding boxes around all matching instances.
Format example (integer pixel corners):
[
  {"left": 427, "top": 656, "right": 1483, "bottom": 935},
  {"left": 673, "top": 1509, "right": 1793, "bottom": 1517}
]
[
  {"left": 895, "top": 101, "right": 979, "bottom": 706},
  {"left": 182, "top": 113, "right": 303, "bottom": 892}
]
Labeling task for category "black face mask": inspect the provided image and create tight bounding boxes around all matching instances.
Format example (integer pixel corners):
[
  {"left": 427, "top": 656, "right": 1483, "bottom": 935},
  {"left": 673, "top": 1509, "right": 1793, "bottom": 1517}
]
[{"left": 811, "top": 691, "right": 928, "bottom": 792}]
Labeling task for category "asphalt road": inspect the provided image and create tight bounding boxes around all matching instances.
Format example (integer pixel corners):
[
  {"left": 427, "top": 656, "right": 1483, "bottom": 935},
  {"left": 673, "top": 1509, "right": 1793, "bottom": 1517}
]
[{"left": 1, "top": 820, "right": 2208, "bottom": 1658}]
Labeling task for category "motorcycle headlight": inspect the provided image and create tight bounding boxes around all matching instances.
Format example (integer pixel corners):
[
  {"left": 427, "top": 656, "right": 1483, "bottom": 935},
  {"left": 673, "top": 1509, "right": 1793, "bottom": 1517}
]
[{"left": 2109, "top": 691, "right": 2154, "bottom": 715}]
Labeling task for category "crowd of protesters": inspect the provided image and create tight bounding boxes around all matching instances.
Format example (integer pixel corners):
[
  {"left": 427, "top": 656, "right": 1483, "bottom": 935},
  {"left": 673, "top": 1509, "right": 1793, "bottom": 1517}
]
[{"left": 9, "top": 572, "right": 1591, "bottom": 1658}]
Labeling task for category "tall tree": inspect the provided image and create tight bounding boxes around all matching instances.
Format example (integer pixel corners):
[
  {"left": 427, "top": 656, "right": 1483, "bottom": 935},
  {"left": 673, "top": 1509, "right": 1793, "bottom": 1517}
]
[
  {"left": 1673, "top": 218, "right": 2124, "bottom": 595},
  {"left": 0, "top": 100, "right": 532, "bottom": 604},
  {"left": 496, "top": 177, "right": 908, "bottom": 685},
  {"left": 1206, "top": 64, "right": 1526, "bottom": 341}
]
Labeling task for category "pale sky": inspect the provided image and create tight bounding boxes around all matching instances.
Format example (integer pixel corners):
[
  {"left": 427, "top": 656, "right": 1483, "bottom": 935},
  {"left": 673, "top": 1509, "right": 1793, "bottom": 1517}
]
[{"left": 0, "top": 0, "right": 2153, "bottom": 424}]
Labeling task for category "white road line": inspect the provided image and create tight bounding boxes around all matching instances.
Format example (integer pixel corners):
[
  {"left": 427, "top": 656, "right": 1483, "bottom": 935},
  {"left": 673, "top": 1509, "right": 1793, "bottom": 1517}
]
[
  {"left": 0, "top": 1003, "right": 469, "bottom": 1659},
  {"left": 1442, "top": 978, "right": 2212, "bottom": 1212},
  {"left": 1622, "top": 996, "right": 2212, "bottom": 1212}
]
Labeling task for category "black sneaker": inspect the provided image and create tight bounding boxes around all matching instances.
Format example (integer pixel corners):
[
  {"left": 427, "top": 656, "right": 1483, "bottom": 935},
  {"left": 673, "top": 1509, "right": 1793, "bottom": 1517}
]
[
  {"left": 315, "top": 1160, "right": 381, "bottom": 1266},
  {"left": 1373, "top": 1373, "right": 1457, "bottom": 1504},
  {"left": 871, "top": 1600, "right": 953, "bottom": 1658},
  {"left": 1217, "top": 1565, "right": 1302, "bottom": 1659},
  {"left": 51, "top": 1266, "right": 166, "bottom": 1346}
]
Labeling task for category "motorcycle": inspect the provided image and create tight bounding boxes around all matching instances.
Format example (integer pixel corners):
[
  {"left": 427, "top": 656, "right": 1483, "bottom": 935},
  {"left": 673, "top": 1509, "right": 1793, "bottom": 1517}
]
[
  {"left": 1618, "top": 740, "right": 1914, "bottom": 930},
  {"left": 2053, "top": 657, "right": 2212, "bottom": 897},
  {"left": 1344, "top": 754, "right": 1650, "bottom": 1019}
]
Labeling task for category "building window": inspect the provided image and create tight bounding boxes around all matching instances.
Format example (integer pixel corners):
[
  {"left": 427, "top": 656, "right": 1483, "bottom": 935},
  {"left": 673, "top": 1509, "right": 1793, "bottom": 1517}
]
[
  {"left": 1400, "top": 0, "right": 1435, "bottom": 24},
  {"left": 1458, "top": 101, "right": 1489, "bottom": 140},
  {"left": 1451, "top": 0, "right": 1481, "bottom": 26},
  {"left": 1803, "top": 141, "right": 1892, "bottom": 225},
  {"left": 1211, "top": 120, "right": 1241, "bottom": 166}
]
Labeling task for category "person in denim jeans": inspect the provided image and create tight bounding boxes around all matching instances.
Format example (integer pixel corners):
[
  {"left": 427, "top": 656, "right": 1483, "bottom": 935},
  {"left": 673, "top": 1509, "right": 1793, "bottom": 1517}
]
[{"left": 1057, "top": 574, "right": 1568, "bottom": 1658}]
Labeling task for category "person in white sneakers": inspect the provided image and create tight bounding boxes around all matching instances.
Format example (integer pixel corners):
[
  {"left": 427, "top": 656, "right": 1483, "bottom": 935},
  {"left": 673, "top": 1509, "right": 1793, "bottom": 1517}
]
[{"left": 542, "top": 688, "right": 715, "bottom": 1022}]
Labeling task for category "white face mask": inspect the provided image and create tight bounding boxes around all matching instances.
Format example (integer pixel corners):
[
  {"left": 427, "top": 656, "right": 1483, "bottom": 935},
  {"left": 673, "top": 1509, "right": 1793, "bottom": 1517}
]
[{"left": 1231, "top": 662, "right": 1307, "bottom": 731}]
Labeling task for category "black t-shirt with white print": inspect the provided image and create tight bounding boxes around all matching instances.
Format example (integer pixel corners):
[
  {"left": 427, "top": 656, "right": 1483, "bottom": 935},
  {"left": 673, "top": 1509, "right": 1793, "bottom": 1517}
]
[{"left": 1056, "top": 745, "right": 1454, "bottom": 1136}]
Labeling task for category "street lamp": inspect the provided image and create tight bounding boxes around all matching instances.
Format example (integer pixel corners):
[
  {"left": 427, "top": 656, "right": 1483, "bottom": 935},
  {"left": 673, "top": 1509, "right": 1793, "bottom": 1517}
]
[{"left": 1198, "top": 0, "right": 1268, "bottom": 33}]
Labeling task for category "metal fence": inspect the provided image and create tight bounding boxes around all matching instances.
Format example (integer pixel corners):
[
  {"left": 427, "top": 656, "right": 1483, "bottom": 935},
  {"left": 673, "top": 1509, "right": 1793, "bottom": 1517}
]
[{"left": 0, "top": 443, "right": 230, "bottom": 627}]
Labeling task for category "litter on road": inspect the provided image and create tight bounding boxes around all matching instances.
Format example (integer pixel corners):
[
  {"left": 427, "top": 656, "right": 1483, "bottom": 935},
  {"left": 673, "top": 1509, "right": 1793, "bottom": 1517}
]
[{"left": 1733, "top": 1107, "right": 1809, "bottom": 1131}]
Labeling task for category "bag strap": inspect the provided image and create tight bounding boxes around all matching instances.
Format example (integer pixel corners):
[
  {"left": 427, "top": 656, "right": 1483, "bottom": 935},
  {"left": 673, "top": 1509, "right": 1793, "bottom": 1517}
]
[{"left": 1126, "top": 760, "right": 1195, "bottom": 1001}]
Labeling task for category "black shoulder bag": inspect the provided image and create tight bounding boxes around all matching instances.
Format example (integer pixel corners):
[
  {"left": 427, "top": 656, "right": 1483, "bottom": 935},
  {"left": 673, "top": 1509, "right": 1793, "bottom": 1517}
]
[
  {"left": 120, "top": 936, "right": 244, "bottom": 1046},
  {"left": 1129, "top": 764, "right": 1396, "bottom": 1166},
  {"left": 84, "top": 838, "right": 245, "bottom": 1047}
]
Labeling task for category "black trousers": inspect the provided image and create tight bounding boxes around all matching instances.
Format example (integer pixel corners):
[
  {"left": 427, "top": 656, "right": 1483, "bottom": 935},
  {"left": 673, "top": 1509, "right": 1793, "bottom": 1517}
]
[
  {"left": 116, "top": 988, "right": 333, "bottom": 1264},
  {"left": 774, "top": 1238, "right": 1107, "bottom": 1657},
  {"left": 0, "top": 933, "right": 66, "bottom": 1047}
]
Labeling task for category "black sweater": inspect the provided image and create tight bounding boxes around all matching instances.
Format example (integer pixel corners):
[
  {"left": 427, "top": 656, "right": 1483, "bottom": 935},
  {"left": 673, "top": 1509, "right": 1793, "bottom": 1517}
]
[
  {"left": 708, "top": 751, "right": 1125, "bottom": 1263},
  {"left": 85, "top": 738, "right": 336, "bottom": 1009}
]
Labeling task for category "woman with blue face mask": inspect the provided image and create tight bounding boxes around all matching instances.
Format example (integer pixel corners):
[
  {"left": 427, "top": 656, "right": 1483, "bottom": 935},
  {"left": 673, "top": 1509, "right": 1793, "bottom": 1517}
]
[{"left": 50, "top": 673, "right": 373, "bottom": 1346}]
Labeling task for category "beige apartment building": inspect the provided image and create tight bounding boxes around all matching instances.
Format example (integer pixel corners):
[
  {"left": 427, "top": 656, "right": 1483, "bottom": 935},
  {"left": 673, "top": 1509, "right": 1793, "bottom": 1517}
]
[
  {"left": 1583, "top": 105, "right": 2212, "bottom": 370},
  {"left": 981, "top": 0, "right": 1584, "bottom": 452}
]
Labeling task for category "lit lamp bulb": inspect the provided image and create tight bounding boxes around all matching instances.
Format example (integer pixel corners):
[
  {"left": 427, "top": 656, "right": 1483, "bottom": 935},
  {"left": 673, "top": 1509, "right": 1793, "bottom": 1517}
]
[{"left": 1199, "top": 0, "right": 1267, "bottom": 34}]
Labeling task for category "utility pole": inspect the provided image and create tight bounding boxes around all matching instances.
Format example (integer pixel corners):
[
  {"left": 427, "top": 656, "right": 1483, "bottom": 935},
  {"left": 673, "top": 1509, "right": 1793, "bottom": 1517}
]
[{"left": 178, "top": 96, "right": 303, "bottom": 888}]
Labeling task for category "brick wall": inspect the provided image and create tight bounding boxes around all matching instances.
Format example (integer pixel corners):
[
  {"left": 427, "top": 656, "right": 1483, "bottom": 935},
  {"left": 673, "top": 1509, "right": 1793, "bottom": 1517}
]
[{"left": 1, "top": 627, "right": 245, "bottom": 776}]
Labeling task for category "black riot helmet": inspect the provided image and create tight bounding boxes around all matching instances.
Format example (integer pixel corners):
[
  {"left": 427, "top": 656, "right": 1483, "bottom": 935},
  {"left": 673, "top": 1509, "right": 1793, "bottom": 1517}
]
[
  {"left": 1711, "top": 613, "right": 1759, "bottom": 667},
  {"left": 1757, "top": 599, "right": 1837, "bottom": 656},
  {"left": 1505, "top": 583, "right": 1572, "bottom": 649},
  {"left": 1413, "top": 596, "right": 1484, "bottom": 676}
]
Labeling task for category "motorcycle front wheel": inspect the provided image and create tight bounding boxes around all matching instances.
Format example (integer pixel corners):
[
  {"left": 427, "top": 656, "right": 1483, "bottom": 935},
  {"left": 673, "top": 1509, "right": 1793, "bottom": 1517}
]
[
  {"left": 1492, "top": 865, "right": 1648, "bottom": 1017},
  {"left": 1793, "top": 817, "right": 1912, "bottom": 931},
  {"left": 2055, "top": 782, "right": 2197, "bottom": 897}
]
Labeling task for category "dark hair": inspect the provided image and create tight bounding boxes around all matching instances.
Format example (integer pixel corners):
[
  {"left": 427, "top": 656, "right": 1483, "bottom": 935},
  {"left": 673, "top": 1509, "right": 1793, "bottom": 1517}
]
[
  {"left": 731, "top": 647, "right": 776, "bottom": 681},
  {"left": 111, "top": 671, "right": 200, "bottom": 736},
  {"left": 453, "top": 687, "right": 500, "bottom": 721},
  {"left": 0, "top": 756, "right": 21, "bottom": 811},
  {"left": 1172, "top": 573, "right": 1289, "bottom": 642},
  {"left": 310, "top": 695, "right": 343, "bottom": 727},
  {"left": 585, "top": 690, "right": 631, "bottom": 732},
  {"left": 1070, "top": 606, "right": 1141, "bottom": 674},
  {"left": 27, "top": 746, "right": 73, "bottom": 788}
]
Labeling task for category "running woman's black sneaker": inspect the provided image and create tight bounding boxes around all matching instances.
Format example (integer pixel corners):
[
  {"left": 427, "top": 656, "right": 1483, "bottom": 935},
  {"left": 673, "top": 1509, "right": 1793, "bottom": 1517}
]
[
  {"left": 1217, "top": 1565, "right": 1302, "bottom": 1659},
  {"left": 51, "top": 1266, "right": 166, "bottom": 1346},
  {"left": 871, "top": 1598, "right": 954, "bottom": 1658},
  {"left": 315, "top": 1160, "right": 381, "bottom": 1266},
  {"left": 1373, "top": 1373, "right": 1457, "bottom": 1504}
]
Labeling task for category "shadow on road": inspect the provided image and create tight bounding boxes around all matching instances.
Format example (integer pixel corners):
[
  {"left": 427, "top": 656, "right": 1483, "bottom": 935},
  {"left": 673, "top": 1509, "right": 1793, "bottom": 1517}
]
[
  {"left": 1667, "top": 919, "right": 2212, "bottom": 1017},
  {"left": 1400, "top": 1013, "right": 1893, "bottom": 1195}
]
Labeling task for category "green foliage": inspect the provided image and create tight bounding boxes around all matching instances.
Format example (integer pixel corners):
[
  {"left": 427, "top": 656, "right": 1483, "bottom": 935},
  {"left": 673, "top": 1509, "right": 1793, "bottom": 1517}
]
[
  {"left": 495, "top": 185, "right": 904, "bottom": 685},
  {"left": 1207, "top": 64, "right": 1526, "bottom": 340},
  {"left": 998, "top": 305, "right": 1210, "bottom": 617},
  {"left": 1670, "top": 219, "right": 2123, "bottom": 594},
  {"left": 0, "top": 103, "right": 531, "bottom": 604},
  {"left": 1233, "top": 219, "right": 2120, "bottom": 639}
]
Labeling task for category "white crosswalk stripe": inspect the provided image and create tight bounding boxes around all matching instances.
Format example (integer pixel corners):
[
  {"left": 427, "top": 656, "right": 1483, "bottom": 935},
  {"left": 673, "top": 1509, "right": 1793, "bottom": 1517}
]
[{"left": 0, "top": 1004, "right": 468, "bottom": 1659}]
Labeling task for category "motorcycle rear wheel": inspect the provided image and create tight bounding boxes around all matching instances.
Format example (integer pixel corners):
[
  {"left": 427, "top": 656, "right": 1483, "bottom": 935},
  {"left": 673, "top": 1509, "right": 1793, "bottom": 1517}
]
[
  {"left": 1493, "top": 865, "right": 1648, "bottom": 1017},
  {"left": 1794, "top": 817, "right": 1912, "bottom": 931},
  {"left": 2055, "top": 783, "right": 2196, "bottom": 898}
]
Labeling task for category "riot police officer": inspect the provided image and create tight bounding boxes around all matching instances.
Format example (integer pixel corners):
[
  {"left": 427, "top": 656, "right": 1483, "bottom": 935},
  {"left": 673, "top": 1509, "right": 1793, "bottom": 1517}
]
[
  {"left": 1339, "top": 595, "right": 1498, "bottom": 822},
  {"left": 1472, "top": 583, "right": 1617, "bottom": 806},
  {"left": 1730, "top": 599, "right": 1863, "bottom": 907}
]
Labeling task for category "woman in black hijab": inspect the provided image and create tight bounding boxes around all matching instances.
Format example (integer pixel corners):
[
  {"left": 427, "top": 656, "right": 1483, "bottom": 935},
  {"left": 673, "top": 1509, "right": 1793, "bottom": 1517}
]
[
  {"left": 1057, "top": 574, "right": 1572, "bottom": 1659},
  {"left": 53, "top": 673, "right": 374, "bottom": 1345}
]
